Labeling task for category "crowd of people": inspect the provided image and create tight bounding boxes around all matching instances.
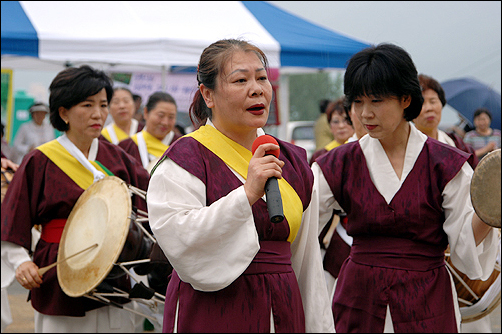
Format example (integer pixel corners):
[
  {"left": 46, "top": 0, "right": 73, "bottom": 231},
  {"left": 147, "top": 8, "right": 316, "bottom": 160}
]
[{"left": 1, "top": 38, "right": 500, "bottom": 333}]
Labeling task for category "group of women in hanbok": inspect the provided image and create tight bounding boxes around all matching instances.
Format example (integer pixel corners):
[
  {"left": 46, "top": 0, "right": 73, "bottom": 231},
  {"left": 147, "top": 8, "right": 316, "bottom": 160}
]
[{"left": 1, "top": 38, "right": 499, "bottom": 333}]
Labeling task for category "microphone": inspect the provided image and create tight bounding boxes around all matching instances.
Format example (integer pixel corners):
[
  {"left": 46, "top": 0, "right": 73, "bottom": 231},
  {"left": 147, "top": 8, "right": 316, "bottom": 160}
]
[{"left": 251, "top": 135, "right": 284, "bottom": 223}]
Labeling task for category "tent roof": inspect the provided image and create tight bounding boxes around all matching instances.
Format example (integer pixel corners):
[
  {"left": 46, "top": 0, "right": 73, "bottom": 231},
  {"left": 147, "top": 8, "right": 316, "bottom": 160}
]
[{"left": 1, "top": 1, "right": 371, "bottom": 71}]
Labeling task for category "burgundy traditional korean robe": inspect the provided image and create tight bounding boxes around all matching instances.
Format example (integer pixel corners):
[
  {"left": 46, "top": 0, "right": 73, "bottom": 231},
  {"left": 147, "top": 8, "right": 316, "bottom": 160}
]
[
  {"left": 1, "top": 139, "right": 149, "bottom": 316},
  {"left": 158, "top": 135, "right": 313, "bottom": 332},
  {"left": 315, "top": 130, "right": 488, "bottom": 333}
]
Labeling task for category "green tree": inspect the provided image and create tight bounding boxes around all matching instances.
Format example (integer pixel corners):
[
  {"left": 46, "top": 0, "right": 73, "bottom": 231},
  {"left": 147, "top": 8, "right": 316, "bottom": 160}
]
[{"left": 288, "top": 71, "right": 343, "bottom": 121}]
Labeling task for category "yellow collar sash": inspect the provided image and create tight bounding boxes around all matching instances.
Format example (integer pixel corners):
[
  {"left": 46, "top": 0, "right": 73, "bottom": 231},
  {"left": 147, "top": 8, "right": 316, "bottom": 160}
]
[
  {"left": 101, "top": 123, "right": 129, "bottom": 144},
  {"left": 131, "top": 130, "right": 169, "bottom": 158},
  {"left": 187, "top": 125, "right": 303, "bottom": 242},
  {"left": 37, "top": 140, "right": 111, "bottom": 190},
  {"left": 324, "top": 139, "right": 342, "bottom": 151}
]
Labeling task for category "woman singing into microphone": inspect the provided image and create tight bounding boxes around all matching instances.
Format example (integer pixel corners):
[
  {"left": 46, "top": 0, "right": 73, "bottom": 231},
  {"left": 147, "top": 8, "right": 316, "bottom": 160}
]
[{"left": 146, "top": 39, "right": 334, "bottom": 333}]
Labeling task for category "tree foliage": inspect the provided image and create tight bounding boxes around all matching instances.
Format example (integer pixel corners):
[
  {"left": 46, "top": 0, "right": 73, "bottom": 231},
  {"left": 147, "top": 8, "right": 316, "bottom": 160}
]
[{"left": 288, "top": 71, "right": 344, "bottom": 121}]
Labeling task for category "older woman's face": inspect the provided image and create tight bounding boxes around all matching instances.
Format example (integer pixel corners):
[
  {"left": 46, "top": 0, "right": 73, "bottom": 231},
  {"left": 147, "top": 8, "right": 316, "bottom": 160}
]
[
  {"left": 474, "top": 112, "right": 491, "bottom": 132},
  {"left": 204, "top": 51, "right": 273, "bottom": 136},
  {"left": 31, "top": 111, "right": 48, "bottom": 126},
  {"left": 109, "top": 89, "right": 135, "bottom": 125},
  {"left": 414, "top": 89, "right": 442, "bottom": 133},
  {"left": 329, "top": 112, "right": 354, "bottom": 144},
  {"left": 60, "top": 88, "right": 109, "bottom": 141},
  {"left": 144, "top": 101, "right": 177, "bottom": 141}
]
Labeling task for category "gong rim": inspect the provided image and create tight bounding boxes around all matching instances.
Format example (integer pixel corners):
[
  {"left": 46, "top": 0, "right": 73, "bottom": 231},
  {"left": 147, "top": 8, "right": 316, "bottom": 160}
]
[{"left": 470, "top": 149, "right": 501, "bottom": 228}]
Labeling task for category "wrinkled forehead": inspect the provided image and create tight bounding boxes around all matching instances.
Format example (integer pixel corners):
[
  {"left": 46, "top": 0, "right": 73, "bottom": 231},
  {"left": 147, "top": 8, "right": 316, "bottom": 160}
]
[{"left": 221, "top": 50, "right": 266, "bottom": 76}]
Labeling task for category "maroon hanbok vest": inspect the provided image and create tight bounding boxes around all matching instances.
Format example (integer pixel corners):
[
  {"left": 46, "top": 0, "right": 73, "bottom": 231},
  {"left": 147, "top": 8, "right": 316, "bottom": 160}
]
[
  {"left": 316, "top": 138, "right": 471, "bottom": 332},
  {"left": 1, "top": 139, "right": 150, "bottom": 316},
  {"left": 156, "top": 135, "right": 313, "bottom": 332}
]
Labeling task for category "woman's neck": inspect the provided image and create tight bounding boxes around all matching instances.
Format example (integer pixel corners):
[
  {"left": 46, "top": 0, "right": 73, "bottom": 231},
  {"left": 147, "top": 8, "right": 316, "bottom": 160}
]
[
  {"left": 379, "top": 122, "right": 411, "bottom": 154},
  {"left": 423, "top": 127, "right": 438, "bottom": 140},
  {"left": 66, "top": 132, "right": 92, "bottom": 158},
  {"left": 211, "top": 121, "right": 257, "bottom": 151},
  {"left": 477, "top": 127, "right": 492, "bottom": 136},
  {"left": 147, "top": 127, "right": 168, "bottom": 141},
  {"left": 379, "top": 121, "right": 411, "bottom": 181},
  {"left": 115, "top": 120, "right": 131, "bottom": 135}
]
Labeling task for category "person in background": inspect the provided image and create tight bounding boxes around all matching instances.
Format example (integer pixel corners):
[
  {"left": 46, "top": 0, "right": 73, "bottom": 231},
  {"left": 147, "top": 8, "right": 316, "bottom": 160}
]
[
  {"left": 12, "top": 102, "right": 55, "bottom": 164},
  {"left": 416, "top": 74, "right": 500, "bottom": 333},
  {"left": 314, "top": 99, "right": 334, "bottom": 150},
  {"left": 1, "top": 125, "right": 21, "bottom": 333},
  {"left": 1, "top": 65, "right": 150, "bottom": 333},
  {"left": 1, "top": 123, "right": 21, "bottom": 166},
  {"left": 415, "top": 74, "right": 479, "bottom": 168},
  {"left": 309, "top": 97, "right": 354, "bottom": 166},
  {"left": 101, "top": 87, "right": 144, "bottom": 144},
  {"left": 119, "top": 91, "right": 181, "bottom": 172},
  {"left": 308, "top": 96, "right": 354, "bottom": 300},
  {"left": 1, "top": 157, "right": 18, "bottom": 172},
  {"left": 346, "top": 99, "right": 368, "bottom": 143},
  {"left": 1, "top": 126, "right": 19, "bottom": 332},
  {"left": 463, "top": 108, "right": 501, "bottom": 160},
  {"left": 319, "top": 98, "right": 368, "bottom": 304},
  {"left": 119, "top": 91, "right": 181, "bottom": 332},
  {"left": 313, "top": 43, "right": 498, "bottom": 332},
  {"left": 147, "top": 38, "right": 334, "bottom": 333},
  {"left": 132, "top": 94, "right": 145, "bottom": 126}
]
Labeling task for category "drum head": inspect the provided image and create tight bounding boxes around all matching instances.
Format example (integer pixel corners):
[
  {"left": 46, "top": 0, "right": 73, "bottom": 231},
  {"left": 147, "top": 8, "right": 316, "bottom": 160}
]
[
  {"left": 470, "top": 149, "right": 501, "bottom": 228},
  {"left": 57, "top": 176, "right": 132, "bottom": 297}
]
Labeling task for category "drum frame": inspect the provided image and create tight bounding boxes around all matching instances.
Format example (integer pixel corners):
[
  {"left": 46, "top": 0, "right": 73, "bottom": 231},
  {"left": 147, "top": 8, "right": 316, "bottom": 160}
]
[
  {"left": 445, "top": 252, "right": 501, "bottom": 322},
  {"left": 57, "top": 177, "right": 165, "bottom": 321}
]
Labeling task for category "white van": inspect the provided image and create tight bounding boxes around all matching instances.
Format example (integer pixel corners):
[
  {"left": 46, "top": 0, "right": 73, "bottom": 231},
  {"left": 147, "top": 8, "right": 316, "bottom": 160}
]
[{"left": 285, "top": 121, "right": 316, "bottom": 161}]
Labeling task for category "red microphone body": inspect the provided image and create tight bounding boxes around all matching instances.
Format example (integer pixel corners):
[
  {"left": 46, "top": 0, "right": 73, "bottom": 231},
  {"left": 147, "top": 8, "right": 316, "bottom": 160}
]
[{"left": 252, "top": 135, "right": 284, "bottom": 223}]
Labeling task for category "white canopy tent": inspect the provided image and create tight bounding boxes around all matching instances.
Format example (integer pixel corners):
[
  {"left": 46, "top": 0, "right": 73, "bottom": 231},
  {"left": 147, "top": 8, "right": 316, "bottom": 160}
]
[{"left": 1, "top": 1, "right": 371, "bottom": 136}]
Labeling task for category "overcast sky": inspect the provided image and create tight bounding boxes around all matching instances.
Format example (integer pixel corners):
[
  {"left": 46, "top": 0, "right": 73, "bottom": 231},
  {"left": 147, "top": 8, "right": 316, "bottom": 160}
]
[{"left": 268, "top": 1, "right": 501, "bottom": 93}]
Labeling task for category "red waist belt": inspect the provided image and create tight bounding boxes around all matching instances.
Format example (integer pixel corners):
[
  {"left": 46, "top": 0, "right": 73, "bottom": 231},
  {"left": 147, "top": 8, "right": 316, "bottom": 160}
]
[{"left": 41, "top": 219, "right": 67, "bottom": 243}]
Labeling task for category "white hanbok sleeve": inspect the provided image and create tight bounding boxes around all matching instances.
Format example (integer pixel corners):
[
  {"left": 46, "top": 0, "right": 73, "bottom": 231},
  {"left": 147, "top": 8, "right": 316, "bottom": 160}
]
[
  {"left": 147, "top": 158, "right": 260, "bottom": 292},
  {"left": 290, "top": 175, "right": 335, "bottom": 333},
  {"left": 1, "top": 241, "right": 31, "bottom": 288},
  {"left": 311, "top": 162, "right": 341, "bottom": 235},
  {"left": 443, "top": 161, "right": 499, "bottom": 280}
]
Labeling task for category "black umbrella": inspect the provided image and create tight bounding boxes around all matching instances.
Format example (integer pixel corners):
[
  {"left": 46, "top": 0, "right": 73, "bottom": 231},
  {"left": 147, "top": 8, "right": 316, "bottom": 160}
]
[{"left": 441, "top": 78, "right": 501, "bottom": 130}]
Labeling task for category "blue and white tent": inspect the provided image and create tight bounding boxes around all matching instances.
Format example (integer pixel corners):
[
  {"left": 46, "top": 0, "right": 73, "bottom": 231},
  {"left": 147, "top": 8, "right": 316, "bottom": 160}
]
[
  {"left": 1, "top": 1, "right": 371, "bottom": 130},
  {"left": 1, "top": 1, "right": 370, "bottom": 70}
]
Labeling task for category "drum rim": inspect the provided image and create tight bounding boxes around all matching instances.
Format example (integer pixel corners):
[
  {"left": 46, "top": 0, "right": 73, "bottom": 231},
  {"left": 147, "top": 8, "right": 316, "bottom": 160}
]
[
  {"left": 57, "top": 176, "right": 131, "bottom": 297},
  {"left": 470, "top": 149, "right": 501, "bottom": 228},
  {"left": 445, "top": 239, "right": 501, "bottom": 322}
]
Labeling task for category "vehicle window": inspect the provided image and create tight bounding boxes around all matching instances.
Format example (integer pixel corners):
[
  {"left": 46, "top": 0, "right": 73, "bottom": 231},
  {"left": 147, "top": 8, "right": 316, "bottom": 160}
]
[{"left": 293, "top": 126, "right": 315, "bottom": 140}]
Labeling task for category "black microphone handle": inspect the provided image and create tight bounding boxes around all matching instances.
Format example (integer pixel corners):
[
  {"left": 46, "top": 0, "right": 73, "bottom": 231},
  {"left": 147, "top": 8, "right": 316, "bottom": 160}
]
[{"left": 265, "top": 177, "right": 284, "bottom": 223}]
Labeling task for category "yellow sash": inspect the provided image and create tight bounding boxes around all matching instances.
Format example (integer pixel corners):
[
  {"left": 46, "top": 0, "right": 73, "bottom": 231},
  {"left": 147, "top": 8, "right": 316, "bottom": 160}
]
[
  {"left": 131, "top": 130, "right": 169, "bottom": 158},
  {"left": 101, "top": 124, "right": 129, "bottom": 143},
  {"left": 324, "top": 139, "right": 342, "bottom": 151},
  {"left": 187, "top": 125, "right": 303, "bottom": 242},
  {"left": 37, "top": 140, "right": 109, "bottom": 190}
]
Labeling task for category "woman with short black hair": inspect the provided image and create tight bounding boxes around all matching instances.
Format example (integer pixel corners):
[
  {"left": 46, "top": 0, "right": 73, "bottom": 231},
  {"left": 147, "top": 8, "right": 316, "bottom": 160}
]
[
  {"left": 1, "top": 65, "right": 150, "bottom": 332},
  {"left": 313, "top": 43, "right": 498, "bottom": 333}
]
